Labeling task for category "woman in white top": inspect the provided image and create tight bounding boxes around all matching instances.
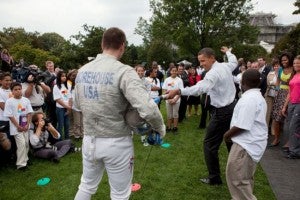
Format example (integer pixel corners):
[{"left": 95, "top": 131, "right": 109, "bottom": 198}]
[
  {"left": 162, "top": 66, "right": 184, "bottom": 133},
  {"left": 53, "top": 71, "right": 72, "bottom": 139},
  {"left": 265, "top": 59, "right": 280, "bottom": 130}
]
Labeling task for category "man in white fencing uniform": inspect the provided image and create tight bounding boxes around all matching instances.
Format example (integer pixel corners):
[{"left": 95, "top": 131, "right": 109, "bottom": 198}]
[{"left": 74, "top": 27, "right": 166, "bottom": 200}]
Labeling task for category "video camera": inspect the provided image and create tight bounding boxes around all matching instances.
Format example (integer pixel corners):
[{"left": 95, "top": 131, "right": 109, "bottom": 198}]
[
  {"left": 12, "top": 66, "right": 55, "bottom": 86},
  {"left": 43, "top": 118, "right": 51, "bottom": 125}
]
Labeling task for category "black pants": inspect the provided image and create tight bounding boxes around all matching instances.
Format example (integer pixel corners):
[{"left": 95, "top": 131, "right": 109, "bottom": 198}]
[
  {"left": 178, "top": 96, "right": 188, "bottom": 122},
  {"left": 204, "top": 101, "right": 236, "bottom": 180}
]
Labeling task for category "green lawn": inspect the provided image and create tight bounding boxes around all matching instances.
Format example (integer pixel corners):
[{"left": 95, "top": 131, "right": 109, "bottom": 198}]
[{"left": 0, "top": 104, "right": 275, "bottom": 200}]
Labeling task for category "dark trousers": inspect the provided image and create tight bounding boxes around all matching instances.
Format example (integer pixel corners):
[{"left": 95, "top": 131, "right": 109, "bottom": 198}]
[
  {"left": 199, "top": 103, "right": 211, "bottom": 128},
  {"left": 0, "top": 121, "right": 16, "bottom": 166},
  {"left": 178, "top": 96, "right": 188, "bottom": 122},
  {"left": 204, "top": 101, "right": 236, "bottom": 180},
  {"left": 33, "top": 139, "right": 72, "bottom": 160},
  {"left": 45, "top": 101, "right": 57, "bottom": 129}
]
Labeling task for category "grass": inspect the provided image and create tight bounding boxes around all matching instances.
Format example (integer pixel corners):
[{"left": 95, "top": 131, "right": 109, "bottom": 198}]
[{"left": 0, "top": 103, "right": 276, "bottom": 200}]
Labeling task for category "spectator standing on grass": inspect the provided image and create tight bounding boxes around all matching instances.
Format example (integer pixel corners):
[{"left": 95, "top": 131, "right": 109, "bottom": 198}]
[
  {"left": 68, "top": 69, "right": 83, "bottom": 139},
  {"left": 145, "top": 68, "right": 161, "bottom": 104},
  {"left": 177, "top": 63, "right": 189, "bottom": 122},
  {"left": 4, "top": 82, "right": 33, "bottom": 170},
  {"left": 162, "top": 65, "right": 184, "bottom": 133},
  {"left": 53, "top": 71, "right": 72, "bottom": 140},
  {"left": 22, "top": 65, "right": 51, "bottom": 113},
  {"left": 74, "top": 27, "right": 165, "bottom": 200},
  {"left": 224, "top": 69, "right": 268, "bottom": 200},
  {"left": 269, "top": 52, "right": 294, "bottom": 147},
  {"left": 264, "top": 58, "right": 280, "bottom": 132},
  {"left": 135, "top": 65, "right": 152, "bottom": 146},
  {"left": 187, "top": 66, "right": 201, "bottom": 117},
  {"left": 282, "top": 55, "right": 300, "bottom": 159},
  {"left": 167, "top": 46, "right": 237, "bottom": 185},
  {"left": 0, "top": 72, "right": 14, "bottom": 166},
  {"left": 43, "top": 61, "right": 57, "bottom": 128},
  {"left": 258, "top": 57, "right": 272, "bottom": 96}
]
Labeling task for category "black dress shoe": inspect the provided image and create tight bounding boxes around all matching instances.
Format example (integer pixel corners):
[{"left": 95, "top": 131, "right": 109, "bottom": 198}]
[
  {"left": 282, "top": 146, "right": 290, "bottom": 152},
  {"left": 267, "top": 142, "right": 280, "bottom": 147},
  {"left": 200, "top": 178, "right": 222, "bottom": 185},
  {"left": 285, "top": 153, "right": 300, "bottom": 159}
]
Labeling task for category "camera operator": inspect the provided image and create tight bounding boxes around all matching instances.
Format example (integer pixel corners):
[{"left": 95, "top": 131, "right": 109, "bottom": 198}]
[
  {"left": 22, "top": 65, "right": 51, "bottom": 112},
  {"left": 29, "top": 111, "right": 72, "bottom": 163}
]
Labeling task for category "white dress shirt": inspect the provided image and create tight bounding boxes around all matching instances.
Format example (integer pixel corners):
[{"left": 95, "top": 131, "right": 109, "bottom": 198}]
[{"left": 181, "top": 51, "right": 237, "bottom": 108}]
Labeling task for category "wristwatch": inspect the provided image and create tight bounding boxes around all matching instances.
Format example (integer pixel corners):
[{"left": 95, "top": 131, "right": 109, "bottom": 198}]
[{"left": 178, "top": 89, "right": 181, "bottom": 95}]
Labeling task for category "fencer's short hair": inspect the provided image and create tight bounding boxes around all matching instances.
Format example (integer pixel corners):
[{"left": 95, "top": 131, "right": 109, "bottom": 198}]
[
  {"left": 242, "top": 69, "right": 261, "bottom": 89},
  {"left": 102, "top": 27, "right": 126, "bottom": 50},
  {"left": 198, "top": 48, "right": 216, "bottom": 58}
]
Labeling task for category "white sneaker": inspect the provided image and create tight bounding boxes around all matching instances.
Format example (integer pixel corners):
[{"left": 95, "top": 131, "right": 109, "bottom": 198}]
[
  {"left": 143, "top": 142, "right": 149, "bottom": 147},
  {"left": 141, "top": 135, "right": 146, "bottom": 143}
]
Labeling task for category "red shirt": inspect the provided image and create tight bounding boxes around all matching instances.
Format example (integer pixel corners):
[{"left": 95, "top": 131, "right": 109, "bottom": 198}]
[{"left": 188, "top": 74, "right": 201, "bottom": 86}]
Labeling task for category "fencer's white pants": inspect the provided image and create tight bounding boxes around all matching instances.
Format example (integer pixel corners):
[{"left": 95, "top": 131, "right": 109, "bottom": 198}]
[{"left": 74, "top": 135, "right": 134, "bottom": 200}]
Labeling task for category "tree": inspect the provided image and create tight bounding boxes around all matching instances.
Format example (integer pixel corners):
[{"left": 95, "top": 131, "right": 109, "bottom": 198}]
[
  {"left": 233, "top": 44, "right": 267, "bottom": 62},
  {"left": 271, "top": 24, "right": 300, "bottom": 57},
  {"left": 38, "top": 33, "right": 66, "bottom": 53},
  {"left": 293, "top": 0, "right": 300, "bottom": 14},
  {"left": 9, "top": 43, "right": 60, "bottom": 68},
  {"left": 147, "top": 39, "right": 173, "bottom": 67},
  {"left": 137, "top": 0, "right": 259, "bottom": 57},
  {"left": 0, "top": 27, "right": 39, "bottom": 49},
  {"left": 71, "top": 24, "right": 105, "bottom": 63}
]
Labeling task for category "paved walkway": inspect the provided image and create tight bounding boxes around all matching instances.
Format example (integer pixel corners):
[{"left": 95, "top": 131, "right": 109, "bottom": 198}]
[{"left": 260, "top": 145, "right": 300, "bottom": 200}]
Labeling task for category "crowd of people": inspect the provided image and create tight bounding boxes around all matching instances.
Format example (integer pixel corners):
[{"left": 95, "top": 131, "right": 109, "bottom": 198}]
[
  {"left": 1, "top": 27, "right": 300, "bottom": 200},
  {"left": 0, "top": 53, "right": 81, "bottom": 170}
]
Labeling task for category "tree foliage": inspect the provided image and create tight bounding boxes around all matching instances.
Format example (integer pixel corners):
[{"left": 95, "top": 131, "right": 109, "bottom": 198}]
[
  {"left": 0, "top": 27, "right": 39, "bottom": 49},
  {"left": 38, "top": 32, "right": 66, "bottom": 53},
  {"left": 9, "top": 43, "right": 59, "bottom": 68},
  {"left": 141, "top": 0, "right": 259, "bottom": 57},
  {"left": 71, "top": 24, "right": 105, "bottom": 62},
  {"left": 293, "top": 0, "right": 300, "bottom": 14},
  {"left": 271, "top": 24, "right": 300, "bottom": 57},
  {"left": 147, "top": 39, "right": 173, "bottom": 67}
]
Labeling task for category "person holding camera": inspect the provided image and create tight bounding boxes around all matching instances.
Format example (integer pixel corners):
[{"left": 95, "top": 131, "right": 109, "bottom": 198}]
[
  {"left": 29, "top": 111, "right": 72, "bottom": 163},
  {"left": 22, "top": 65, "right": 51, "bottom": 112}
]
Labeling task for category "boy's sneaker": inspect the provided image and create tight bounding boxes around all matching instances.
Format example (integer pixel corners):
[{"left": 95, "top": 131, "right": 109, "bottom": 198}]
[{"left": 166, "top": 128, "right": 172, "bottom": 132}]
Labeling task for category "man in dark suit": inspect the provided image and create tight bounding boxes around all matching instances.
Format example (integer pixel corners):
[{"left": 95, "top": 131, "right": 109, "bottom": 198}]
[
  {"left": 258, "top": 57, "right": 271, "bottom": 96},
  {"left": 178, "top": 63, "right": 189, "bottom": 122}
]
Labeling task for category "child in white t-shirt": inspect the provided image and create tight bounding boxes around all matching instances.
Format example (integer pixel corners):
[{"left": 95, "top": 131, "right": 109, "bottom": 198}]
[
  {"left": 4, "top": 82, "right": 33, "bottom": 170},
  {"left": 224, "top": 69, "right": 268, "bottom": 200},
  {"left": 0, "top": 72, "right": 12, "bottom": 134},
  {"left": 162, "top": 66, "right": 184, "bottom": 133},
  {"left": 53, "top": 71, "right": 72, "bottom": 139},
  {"left": 135, "top": 65, "right": 152, "bottom": 146}
]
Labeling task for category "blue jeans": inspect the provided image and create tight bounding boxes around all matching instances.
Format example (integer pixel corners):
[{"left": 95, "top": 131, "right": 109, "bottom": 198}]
[{"left": 56, "top": 107, "right": 70, "bottom": 139}]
